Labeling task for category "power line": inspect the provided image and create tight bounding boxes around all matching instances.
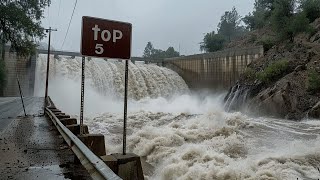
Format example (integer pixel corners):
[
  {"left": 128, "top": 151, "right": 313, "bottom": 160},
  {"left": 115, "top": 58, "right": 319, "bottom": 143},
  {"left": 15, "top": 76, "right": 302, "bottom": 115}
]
[{"left": 60, "top": 0, "right": 78, "bottom": 50}]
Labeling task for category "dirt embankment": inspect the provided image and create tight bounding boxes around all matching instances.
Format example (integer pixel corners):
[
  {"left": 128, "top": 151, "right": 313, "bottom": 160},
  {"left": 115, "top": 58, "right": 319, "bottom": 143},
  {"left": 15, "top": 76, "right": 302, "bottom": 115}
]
[{"left": 225, "top": 18, "right": 320, "bottom": 120}]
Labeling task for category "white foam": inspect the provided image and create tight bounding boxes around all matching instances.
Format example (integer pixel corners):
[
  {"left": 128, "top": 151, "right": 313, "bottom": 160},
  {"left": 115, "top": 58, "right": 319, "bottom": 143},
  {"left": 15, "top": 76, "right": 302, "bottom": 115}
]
[{"left": 34, "top": 54, "right": 320, "bottom": 179}]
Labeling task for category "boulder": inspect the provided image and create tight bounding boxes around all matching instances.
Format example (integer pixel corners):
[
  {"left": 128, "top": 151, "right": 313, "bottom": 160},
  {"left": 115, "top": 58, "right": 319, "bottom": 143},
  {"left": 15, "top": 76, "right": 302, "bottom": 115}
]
[{"left": 247, "top": 71, "right": 310, "bottom": 120}]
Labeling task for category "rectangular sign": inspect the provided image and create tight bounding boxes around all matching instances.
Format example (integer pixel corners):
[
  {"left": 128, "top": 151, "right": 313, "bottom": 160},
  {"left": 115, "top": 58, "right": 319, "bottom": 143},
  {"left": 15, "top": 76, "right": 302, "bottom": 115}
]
[{"left": 81, "top": 16, "right": 132, "bottom": 59}]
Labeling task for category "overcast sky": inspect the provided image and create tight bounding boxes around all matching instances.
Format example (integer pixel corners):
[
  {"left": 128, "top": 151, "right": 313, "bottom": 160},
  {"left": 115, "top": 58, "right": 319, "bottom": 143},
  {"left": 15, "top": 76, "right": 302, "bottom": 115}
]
[{"left": 42, "top": 0, "right": 254, "bottom": 56}]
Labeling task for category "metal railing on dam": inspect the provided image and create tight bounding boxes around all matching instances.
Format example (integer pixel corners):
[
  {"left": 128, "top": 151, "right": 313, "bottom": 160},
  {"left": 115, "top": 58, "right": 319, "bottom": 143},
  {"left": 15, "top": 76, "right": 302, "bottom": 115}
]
[{"left": 163, "top": 46, "right": 264, "bottom": 90}]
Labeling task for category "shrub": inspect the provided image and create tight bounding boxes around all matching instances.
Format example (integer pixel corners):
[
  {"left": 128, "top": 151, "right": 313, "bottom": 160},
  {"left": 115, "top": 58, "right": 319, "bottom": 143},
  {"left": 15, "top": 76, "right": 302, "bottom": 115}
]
[
  {"left": 308, "top": 69, "right": 320, "bottom": 93},
  {"left": 257, "top": 59, "right": 289, "bottom": 84},
  {"left": 242, "top": 68, "right": 256, "bottom": 81},
  {"left": 258, "top": 36, "right": 276, "bottom": 51}
]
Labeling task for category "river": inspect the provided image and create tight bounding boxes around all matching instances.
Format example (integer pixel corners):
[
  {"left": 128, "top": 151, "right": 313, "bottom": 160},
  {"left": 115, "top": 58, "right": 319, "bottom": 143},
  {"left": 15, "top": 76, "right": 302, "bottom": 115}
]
[{"left": 35, "top": 55, "right": 320, "bottom": 180}]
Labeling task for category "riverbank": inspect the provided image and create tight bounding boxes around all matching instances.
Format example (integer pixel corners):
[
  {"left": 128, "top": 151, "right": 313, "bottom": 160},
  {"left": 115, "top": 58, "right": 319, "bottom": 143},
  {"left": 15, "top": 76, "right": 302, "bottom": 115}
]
[{"left": 225, "top": 18, "right": 320, "bottom": 120}]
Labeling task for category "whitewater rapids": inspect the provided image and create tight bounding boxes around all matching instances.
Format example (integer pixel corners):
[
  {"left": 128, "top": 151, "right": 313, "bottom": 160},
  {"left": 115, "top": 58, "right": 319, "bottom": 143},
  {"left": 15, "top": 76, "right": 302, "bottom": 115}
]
[{"left": 35, "top": 55, "right": 320, "bottom": 180}]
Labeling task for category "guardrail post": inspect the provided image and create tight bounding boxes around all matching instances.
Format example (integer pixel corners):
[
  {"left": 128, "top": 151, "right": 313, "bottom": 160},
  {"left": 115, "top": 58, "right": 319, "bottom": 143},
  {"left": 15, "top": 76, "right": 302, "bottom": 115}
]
[
  {"left": 101, "top": 153, "right": 144, "bottom": 180},
  {"left": 78, "top": 134, "right": 106, "bottom": 157}
]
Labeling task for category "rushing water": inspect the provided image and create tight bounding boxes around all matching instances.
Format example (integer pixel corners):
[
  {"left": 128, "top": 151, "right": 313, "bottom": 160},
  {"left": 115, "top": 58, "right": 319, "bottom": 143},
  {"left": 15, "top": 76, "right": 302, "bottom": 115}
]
[{"left": 35, "top": 55, "right": 320, "bottom": 180}]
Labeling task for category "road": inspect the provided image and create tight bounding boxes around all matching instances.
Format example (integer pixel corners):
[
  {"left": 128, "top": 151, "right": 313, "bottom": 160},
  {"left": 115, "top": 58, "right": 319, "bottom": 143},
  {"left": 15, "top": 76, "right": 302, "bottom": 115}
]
[
  {"left": 0, "top": 97, "right": 91, "bottom": 179},
  {"left": 0, "top": 97, "right": 32, "bottom": 132}
]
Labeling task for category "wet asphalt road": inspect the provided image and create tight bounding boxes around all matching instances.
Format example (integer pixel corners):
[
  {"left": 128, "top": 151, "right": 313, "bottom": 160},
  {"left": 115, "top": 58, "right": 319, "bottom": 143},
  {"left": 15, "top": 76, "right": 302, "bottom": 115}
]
[
  {"left": 0, "top": 97, "right": 91, "bottom": 179},
  {"left": 0, "top": 97, "right": 36, "bottom": 132}
]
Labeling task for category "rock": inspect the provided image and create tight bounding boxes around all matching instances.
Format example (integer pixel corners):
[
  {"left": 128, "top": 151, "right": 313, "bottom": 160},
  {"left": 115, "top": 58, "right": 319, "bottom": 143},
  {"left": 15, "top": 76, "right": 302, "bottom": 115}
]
[
  {"left": 294, "top": 65, "right": 306, "bottom": 72},
  {"left": 310, "top": 33, "right": 320, "bottom": 43},
  {"left": 308, "top": 101, "right": 320, "bottom": 119}
]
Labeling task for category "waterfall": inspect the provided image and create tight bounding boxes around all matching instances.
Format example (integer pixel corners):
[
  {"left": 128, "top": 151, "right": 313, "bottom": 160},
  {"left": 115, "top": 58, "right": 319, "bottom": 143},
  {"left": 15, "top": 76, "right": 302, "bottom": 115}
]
[
  {"left": 34, "top": 55, "right": 189, "bottom": 100},
  {"left": 224, "top": 84, "right": 250, "bottom": 112}
]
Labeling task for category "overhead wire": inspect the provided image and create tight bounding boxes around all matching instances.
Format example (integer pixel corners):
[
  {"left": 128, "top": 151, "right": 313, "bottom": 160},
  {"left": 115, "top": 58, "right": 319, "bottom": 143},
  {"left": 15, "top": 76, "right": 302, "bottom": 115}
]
[{"left": 60, "top": 0, "right": 78, "bottom": 50}]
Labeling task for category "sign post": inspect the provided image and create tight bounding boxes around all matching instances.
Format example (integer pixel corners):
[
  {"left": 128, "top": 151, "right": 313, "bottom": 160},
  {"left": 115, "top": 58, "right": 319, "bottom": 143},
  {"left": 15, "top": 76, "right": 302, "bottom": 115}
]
[
  {"left": 123, "top": 60, "right": 128, "bottom": 155},
  {"left": 80, "top": 56, "right": 85, "bottom": 135},
  {"left": 81, "top": 16, "right": 132, "bottom": 155}
]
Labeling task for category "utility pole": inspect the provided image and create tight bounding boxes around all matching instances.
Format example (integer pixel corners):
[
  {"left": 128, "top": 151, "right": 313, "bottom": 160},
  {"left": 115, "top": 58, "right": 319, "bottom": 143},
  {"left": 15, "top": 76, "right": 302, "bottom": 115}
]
[{"left": 44, "top": 27, "right": 57, "bottom": 112}]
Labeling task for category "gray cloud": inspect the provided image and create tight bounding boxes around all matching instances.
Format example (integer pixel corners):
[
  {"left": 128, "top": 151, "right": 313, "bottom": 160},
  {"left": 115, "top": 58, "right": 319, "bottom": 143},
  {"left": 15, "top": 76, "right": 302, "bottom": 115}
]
[{"left": 42, "top": 0, "right": 254, "bottom": 56}]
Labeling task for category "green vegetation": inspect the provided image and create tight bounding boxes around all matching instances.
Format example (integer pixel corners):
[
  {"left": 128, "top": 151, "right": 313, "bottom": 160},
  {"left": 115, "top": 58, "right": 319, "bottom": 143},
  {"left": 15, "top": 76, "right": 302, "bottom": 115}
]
[
  {"left": 0, "top": 0, "right": 50, "bottom": 94},
  {"left": 143, "top": 42, "right": 180, "bottom": 58},
  {"left": 217, "top": 7, "right": 246, "bottom": 42},
  {"left": 0, "top": 0, "right": 50, "bottom": 55},
  {"left": 301, "top": 0, "right": 320, "bottom": 23},
  {"left": 257, "top": 59, "right": 289, "bottom": 83},
  {"left": 200, "top": 32, "right": 226, "bottom": 52},
  {"left": 308, "top": 69, "right": 320, "bottom": 93},
  {"left": 243, "top": 0, "right": 320, "bottom": 42},
  {"left": 242, "top": 68, "right": 256, "bottom": 81},
  {"left": 201, "top": 0, "right": 320, "bottom": 53},
  {"left": 200, "top": 7, "right": 247, "bottom": 53}
]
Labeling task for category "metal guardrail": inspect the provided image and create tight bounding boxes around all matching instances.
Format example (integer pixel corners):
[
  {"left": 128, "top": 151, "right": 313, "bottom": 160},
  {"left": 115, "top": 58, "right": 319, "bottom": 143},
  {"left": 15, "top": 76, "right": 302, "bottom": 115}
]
[
  {"left": 37, "top": 49, "right": 163, "bottom": 63},
  {"left": 45, "top": 98, "right": 121, "bottom": 180}
]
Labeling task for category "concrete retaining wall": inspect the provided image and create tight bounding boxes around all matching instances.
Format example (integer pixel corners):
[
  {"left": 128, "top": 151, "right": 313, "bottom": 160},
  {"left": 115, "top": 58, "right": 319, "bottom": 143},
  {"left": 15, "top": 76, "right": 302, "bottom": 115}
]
[
  {"left": 2, "top": 47, "right": 36, "bottom": 96},
  {"left": 164, "top": 46, "right": 264, "bottom": 90}
]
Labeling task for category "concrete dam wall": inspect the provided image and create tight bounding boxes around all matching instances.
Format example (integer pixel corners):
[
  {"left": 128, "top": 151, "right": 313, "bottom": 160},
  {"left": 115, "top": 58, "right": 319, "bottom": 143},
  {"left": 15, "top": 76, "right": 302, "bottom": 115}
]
[{"left": 163, "top": 46, "right": 264, "bottom": 90}]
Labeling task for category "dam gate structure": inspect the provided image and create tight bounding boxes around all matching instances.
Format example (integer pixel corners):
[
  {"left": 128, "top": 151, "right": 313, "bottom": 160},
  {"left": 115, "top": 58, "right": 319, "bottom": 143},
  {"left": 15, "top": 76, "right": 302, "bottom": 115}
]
[{"left": 163, "top": 46, "right": 264, "bottom": 90}]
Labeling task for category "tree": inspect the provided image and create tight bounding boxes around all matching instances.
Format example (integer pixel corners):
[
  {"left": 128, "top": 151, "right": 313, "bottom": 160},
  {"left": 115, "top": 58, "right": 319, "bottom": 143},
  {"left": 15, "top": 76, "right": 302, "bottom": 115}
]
[
  {"left": 143, "top": 42, "right": 179, "bottom": 58},
  {"left": 243, "top": 13, "right": 256, "bottom": 31},
  {"left": 200, "top": 31, "right": 226, "bottom": 52},
  {"left": 243, "top": 0, "right": 276, "bottom": 30},
  {"left": 0, "top": 0, "right": 51, "bottom": 55},
  {"left": 200, "top": 7, "right": 246, "bottom": 52},
  {"left": 255, "top": 0, "right": 275, "bottom": 13},
  {"left": 218, "top": 7, "right": 242, "bottom": 41},
  {"left": 165, "top": 47, "right": 179, "bottom": 58},
  {"left": 0, "top": 0, "right": 50, "bottom": 95},
  {"left": 300, "top": 0, "right": 320, "bottom": 23},
  {"left": 143, "top": 42, "right": 154, "bottom": 58},
  {"left": 243, "top": 7, "right": 270, "bottom": 30},
  {"left": 289, "top": 12, "right": 310, "bottom": 37},
  {"left": 270, "top": 0, "right": 296, "bottom": 41},
  {"left": 151, "top": 49, "right": 165, "bottom": 58}
]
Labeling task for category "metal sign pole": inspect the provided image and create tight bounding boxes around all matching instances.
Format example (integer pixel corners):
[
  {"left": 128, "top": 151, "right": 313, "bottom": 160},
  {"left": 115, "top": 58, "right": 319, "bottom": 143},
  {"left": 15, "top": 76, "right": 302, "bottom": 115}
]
[
  {"left": 80, "top": 56, "right": 85, "bottom": 135},
  {"left": 123, "top": 60, "right": 128, "bottom": 155}
]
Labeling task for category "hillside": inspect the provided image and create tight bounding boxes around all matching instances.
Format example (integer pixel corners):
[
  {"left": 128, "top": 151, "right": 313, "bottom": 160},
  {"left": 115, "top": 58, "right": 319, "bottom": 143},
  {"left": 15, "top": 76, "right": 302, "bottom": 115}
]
[{"left": 225, "top": 18, "right": 320, "bottom": 120}]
